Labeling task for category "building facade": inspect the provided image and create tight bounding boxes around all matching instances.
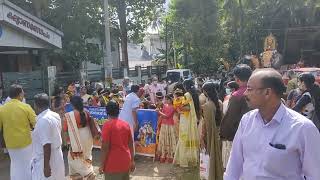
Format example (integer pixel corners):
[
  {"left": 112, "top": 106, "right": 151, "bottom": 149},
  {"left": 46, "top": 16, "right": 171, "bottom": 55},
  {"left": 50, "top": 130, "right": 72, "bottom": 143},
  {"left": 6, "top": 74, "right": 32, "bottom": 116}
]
[{"left": 0, "top": 0, "right": 63, "bottom": 99}]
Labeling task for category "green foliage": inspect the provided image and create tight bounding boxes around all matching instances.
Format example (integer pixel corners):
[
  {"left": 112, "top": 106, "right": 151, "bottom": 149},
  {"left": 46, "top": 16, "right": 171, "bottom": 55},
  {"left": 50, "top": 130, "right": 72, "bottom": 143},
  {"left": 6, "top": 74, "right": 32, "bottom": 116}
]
[
  {"left": 10, "top": 0, "right": 320, "bottom": 72},
  {"left": 165, "top": 0, "right": 320, "bottom": 73},
  {"left": 45, "top": 0, "right": 105, "bottom": 68},
  {"left": 165, "top": 0, "right": 221, "bottom": 73},
  {"left": 109, "top": 0, "right": 165, "bottom": 67},
  {"left": 9, "top": 0, "right": 104, "bottom": 69},
  {"left": 9, "top": 0, "right": 165, "bottom": 69},
  {"left": 114, "top": 0, "right": 165, "bottom": 43},
  {"left": 9, "top": 0, "right": 34, "bottom": 13},
  {"left": 219, "top": 0, "right": 320, "bottom": 63}
]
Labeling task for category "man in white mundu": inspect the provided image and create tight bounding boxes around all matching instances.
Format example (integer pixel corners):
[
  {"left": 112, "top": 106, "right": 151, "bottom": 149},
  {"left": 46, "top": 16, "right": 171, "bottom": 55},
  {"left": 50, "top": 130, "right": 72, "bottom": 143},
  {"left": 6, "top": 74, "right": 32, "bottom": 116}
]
[
  {"left": 0, "top": 84, "right": 36, "bottom": 180},
  {"left": 31, "top": 93, "right": 65, "bottom": 179}
]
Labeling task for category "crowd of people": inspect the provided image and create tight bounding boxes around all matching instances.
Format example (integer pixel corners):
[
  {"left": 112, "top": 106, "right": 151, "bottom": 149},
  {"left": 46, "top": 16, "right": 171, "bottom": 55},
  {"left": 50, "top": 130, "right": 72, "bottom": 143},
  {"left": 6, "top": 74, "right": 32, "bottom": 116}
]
[{"left": 1, "top": 64, "right": 320, "bottom": 180}]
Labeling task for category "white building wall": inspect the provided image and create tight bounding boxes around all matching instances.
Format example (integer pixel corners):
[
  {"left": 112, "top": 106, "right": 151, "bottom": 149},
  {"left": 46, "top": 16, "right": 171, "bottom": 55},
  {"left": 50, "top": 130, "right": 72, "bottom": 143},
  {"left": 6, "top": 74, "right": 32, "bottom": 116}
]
[
  {"left": 143, "top": 33, "right": 165, "bottom": 57},
  {"left": 0, "top": 23, "right": 49, "bottom": 48},
  {"left": 84, "top": 38, "right": 120, "bottom": 70}
]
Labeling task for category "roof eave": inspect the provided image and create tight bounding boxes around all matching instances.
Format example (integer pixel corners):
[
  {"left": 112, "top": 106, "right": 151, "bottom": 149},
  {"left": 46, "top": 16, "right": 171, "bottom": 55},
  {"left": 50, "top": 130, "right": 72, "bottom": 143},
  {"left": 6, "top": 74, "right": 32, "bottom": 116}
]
[{"left": 1, "top": 0, "right": 63, "bottom": 37}]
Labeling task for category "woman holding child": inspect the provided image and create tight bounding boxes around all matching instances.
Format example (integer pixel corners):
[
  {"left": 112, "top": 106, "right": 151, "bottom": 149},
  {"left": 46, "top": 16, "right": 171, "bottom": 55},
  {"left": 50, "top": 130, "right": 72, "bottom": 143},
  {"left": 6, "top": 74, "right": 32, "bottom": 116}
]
[{"left": 173, "top": 79, "right": 200, "bottom": 168}]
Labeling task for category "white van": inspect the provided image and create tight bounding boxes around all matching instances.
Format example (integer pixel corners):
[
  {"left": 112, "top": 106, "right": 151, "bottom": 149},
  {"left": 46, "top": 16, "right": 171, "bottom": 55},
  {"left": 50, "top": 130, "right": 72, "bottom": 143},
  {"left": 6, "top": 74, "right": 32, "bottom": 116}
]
[{"left": 166, "top": 69, "right": 192, "bottom": 83}]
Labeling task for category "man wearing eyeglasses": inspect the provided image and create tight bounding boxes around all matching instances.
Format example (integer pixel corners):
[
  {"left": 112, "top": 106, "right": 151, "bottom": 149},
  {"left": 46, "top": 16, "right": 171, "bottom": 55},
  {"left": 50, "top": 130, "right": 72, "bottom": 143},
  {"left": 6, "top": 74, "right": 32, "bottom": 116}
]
[{"left": 224, "top": 68, "right": 320, "bottom": 180}]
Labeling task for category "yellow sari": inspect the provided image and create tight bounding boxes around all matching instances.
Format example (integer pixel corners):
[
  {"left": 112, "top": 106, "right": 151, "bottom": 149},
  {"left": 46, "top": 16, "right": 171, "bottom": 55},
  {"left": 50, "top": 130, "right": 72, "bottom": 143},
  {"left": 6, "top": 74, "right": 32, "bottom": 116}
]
[{"left": 174, "top": 92, "right": 200, "bottom": 167}]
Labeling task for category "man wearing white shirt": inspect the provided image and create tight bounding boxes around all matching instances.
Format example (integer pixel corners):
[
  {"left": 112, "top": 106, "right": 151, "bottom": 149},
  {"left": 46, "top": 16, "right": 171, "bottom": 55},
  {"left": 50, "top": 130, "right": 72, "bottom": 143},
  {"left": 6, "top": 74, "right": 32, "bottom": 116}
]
[
  {"left": 224, "top": 69, "right": 320, "bottom": 180},
  {"left": 5, "top": 96, "right": 26, "bottom": 103},
  {"left": 31, "top": 93, "right": 65, "bottom": 180},
  {"left": 119, "top": 85, "right": 141, "bottom": 138}
]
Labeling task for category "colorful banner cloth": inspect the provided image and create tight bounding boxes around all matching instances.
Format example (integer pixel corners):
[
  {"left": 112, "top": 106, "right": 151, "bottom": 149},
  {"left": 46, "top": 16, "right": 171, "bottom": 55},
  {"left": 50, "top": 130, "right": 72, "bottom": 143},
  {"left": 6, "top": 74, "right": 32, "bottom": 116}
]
[
  {"left": 65, "top": 104, "right": 107, "bottom": 147},
  {"left": 65, "top": 104, "right": 159, "bottom": 156},
  {"left": 134, "top": 109, "right": 158, "bottom": 157},
  {"left": 65, "top": 104, "right": 107, "bottom": 125}
]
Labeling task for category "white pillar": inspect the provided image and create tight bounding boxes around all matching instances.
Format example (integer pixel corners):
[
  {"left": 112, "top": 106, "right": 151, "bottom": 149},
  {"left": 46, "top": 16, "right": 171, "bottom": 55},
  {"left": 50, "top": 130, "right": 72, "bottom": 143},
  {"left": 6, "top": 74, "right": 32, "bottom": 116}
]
[{"left": 137, "top": 66, "right": 142, "bottom": 84}]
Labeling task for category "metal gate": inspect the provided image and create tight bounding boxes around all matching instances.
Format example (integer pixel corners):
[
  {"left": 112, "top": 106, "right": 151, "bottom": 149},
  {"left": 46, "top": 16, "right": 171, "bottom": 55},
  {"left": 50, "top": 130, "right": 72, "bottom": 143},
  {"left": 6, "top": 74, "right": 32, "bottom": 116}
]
[{"left": 2, "top": 70, "right": 45, "bottom": 102}]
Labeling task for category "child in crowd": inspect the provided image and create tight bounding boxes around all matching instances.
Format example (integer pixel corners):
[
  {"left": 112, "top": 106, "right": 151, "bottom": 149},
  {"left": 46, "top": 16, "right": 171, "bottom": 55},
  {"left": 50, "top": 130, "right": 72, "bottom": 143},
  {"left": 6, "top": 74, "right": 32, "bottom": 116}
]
[
  {"left": 155, "top": 92, "right": 164, "bottom": 109},
  {"left": 154, "top": 92, "right": 164, "bottom": 160},
  {"left": 91, "top": 92, "right": 100, "bottom": 106},
  {"left": 157, "top": 94, "right": 176, "bottom": 163},
  {"left": 173, "top": 88, "right": 185, "bottom": 138},
  {"left": 87, "top": 97, "right": 94, "bottom": 106}
]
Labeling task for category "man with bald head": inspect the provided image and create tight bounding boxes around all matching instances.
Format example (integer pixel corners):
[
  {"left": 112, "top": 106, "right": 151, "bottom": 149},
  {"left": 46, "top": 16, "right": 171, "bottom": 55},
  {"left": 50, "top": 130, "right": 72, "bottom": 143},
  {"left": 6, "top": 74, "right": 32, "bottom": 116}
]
[
  {"left": 224, "top": 69, "right": 320, "bottom": 180},
  {"left": 31, "top": 93, "right": 65, "bottom": 179}
]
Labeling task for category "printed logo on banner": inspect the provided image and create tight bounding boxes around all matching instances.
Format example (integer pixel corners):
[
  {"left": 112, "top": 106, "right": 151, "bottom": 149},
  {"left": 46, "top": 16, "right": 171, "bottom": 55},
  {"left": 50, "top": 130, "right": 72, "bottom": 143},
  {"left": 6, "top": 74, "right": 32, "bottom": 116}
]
[
  {"left": 65, "top": 104, "right": 108, "bottom": 125},
  {"left": 86, "top": 106, "right": 108, "bottom": 125},
  {"left": 64, "top": 104, "right": 158, "bottom": 153},
  {"left": 65, "top": 103, "right": 108, "bottom": 148}
]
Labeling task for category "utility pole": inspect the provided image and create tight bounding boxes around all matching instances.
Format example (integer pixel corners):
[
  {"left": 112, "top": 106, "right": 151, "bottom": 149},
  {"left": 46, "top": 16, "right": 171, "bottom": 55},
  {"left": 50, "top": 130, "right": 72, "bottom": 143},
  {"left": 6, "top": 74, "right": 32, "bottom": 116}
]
[
  {"left": 104, "top": 0, "right": 113, "bottom": 87},
  {"left": 239, "top": 0, "right": 244, "bottom": 58},
  {"left": 173, "top": 31, "right": 176, "bottom": 68},
  {"left": 165, "top": 18, "right": 168, "bottom": 67}
]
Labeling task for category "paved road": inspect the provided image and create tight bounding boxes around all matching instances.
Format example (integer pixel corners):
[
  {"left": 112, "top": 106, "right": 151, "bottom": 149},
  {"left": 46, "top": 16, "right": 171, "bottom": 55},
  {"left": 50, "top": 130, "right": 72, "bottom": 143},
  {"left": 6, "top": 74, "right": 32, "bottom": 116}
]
[{"left": 0, "top": 149, "right": 199, "bottom": 180}]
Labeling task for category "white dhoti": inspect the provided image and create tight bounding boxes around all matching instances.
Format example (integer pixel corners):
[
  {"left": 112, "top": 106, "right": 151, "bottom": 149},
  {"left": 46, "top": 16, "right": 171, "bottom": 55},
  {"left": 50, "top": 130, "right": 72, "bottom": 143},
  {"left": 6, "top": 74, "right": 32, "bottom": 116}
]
[
  {"left": 7, "top": 144, "right": 32, "bottom": 180},
  {"left": 31, "top": 147, "right": 65, "bottom": 180}
]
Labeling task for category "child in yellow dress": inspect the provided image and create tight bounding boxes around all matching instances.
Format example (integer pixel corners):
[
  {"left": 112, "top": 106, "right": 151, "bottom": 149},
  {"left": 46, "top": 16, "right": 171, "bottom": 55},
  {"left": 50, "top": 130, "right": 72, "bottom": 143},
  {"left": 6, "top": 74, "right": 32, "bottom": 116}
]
[{"left": 173, "top": 88, "right": 186, "bottom": 138}]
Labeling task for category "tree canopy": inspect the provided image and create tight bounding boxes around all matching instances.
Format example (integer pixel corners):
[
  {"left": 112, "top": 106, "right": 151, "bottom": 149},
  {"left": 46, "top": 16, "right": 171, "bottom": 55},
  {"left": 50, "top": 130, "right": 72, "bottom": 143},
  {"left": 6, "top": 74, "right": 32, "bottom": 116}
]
[
  {"left": 109, "top": 0, "right": 165, "bottom": 67},
  {"left": 165, "top": 0, "right": 320, "bottom": 73},
  {"left": 8, "top": 0, "right": 320, "bottom": 72},
  {"left": 10, "top": 0, "right": 165, "bottom": 69}
]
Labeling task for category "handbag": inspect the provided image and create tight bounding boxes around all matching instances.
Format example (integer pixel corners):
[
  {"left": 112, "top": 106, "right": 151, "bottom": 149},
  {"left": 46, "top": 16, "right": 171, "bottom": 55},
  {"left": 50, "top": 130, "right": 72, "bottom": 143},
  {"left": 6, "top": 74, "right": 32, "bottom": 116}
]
[
  {"left": 88, "top": 113, "right": 101, "bottom": 138},
  {"left": 200, "top": 149, "right": 210, "bottom": 180}
]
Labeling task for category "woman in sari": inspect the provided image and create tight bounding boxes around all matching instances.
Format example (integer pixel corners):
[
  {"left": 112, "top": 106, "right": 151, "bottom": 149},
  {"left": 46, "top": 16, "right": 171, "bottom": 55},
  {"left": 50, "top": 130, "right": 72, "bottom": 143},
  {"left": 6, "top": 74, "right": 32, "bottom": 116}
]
[
  {"left": 201, "top": 82, "right": 224, "bottom": 180},
  {"left": 63, "top": 96, "right": 95, "bottom": 180},
  {"left": 174, "top": 79, "right": 200, "bottom": 168}
]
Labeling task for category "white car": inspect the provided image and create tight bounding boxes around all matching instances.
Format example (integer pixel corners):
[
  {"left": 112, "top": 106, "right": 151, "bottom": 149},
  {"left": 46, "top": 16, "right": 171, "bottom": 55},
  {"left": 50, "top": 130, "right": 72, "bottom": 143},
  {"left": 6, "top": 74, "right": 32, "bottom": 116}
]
[{"left": 166, "top": 69, "right": 192, "bottom": 84}]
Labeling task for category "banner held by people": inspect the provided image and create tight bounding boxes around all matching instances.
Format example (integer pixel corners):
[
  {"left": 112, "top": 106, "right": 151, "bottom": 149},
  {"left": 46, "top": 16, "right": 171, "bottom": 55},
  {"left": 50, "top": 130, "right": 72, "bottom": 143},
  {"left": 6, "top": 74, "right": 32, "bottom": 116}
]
[
  {"left": 134, "top": 109, "right": 158, "bottom": 157},
  {"left": 65, "top": 104, "right": 107, "bottom": 147}
]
